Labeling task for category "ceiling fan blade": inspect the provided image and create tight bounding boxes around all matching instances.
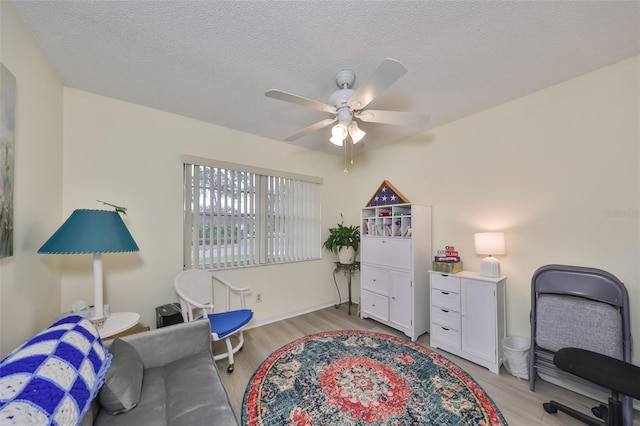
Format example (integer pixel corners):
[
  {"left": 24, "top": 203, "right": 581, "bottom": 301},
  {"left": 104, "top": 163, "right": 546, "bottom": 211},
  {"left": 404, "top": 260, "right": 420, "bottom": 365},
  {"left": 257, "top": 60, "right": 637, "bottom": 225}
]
[
  {"left": 284, "top": 117, "right": 337, "bottom": 141},
  {"left": 356, "top": 110, "right": 430, "bottom": 127},
  {"left": 265, "top": 89, "right": 336, "bottom": 114},
  {"left": 348, "top": 58, "right": 408, "bottom": 111}
]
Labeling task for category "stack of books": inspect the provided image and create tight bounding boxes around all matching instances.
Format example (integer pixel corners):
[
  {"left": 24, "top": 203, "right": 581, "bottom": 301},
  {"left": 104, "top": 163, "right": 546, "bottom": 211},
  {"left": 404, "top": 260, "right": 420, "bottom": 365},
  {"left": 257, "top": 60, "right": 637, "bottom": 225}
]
[{"left": 432, "top": 245, "right": 463, "bottom": 273}]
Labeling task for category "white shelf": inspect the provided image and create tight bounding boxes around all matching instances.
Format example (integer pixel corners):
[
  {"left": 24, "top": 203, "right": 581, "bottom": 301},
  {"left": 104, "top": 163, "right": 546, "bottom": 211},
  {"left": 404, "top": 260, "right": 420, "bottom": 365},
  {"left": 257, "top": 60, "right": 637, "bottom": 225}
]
[{"left": 361, "top": 203, "right": 414, "bottom": 238}]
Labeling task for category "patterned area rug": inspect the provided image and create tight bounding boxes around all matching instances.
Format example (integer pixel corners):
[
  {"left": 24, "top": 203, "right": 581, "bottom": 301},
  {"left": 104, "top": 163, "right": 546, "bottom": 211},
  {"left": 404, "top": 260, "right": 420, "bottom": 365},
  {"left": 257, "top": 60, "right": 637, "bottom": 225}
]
[{"left": 242, "top": 330, "right": 507, "bottom": 425}]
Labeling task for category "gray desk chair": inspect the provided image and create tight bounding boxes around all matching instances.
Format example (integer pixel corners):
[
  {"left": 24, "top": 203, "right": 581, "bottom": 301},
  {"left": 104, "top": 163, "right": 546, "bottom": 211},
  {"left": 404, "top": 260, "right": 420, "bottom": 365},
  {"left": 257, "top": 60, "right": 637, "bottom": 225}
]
[{"left": 544, "top": 347, "right": 640, "bottom": 425}]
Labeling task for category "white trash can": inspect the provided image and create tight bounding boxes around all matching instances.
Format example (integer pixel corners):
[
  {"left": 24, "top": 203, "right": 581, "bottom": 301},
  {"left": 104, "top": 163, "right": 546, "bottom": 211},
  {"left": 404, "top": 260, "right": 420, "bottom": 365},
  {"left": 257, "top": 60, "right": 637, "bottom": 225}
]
[{"left": 502, "top": 336, "right": 530, "bottom": 380}]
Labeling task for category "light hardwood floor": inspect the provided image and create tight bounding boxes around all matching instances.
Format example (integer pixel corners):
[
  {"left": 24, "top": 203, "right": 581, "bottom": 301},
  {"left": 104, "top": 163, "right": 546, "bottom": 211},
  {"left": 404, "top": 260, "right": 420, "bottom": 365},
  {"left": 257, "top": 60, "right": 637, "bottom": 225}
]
[{"left": 215, "top": 303, "right": 639, "bottom": 425}]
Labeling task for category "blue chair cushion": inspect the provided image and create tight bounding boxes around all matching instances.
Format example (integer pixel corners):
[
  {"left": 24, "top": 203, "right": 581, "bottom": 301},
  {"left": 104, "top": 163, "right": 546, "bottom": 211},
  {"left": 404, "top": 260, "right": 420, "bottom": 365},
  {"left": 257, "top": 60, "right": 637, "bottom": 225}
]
[{"left": 207, "top": 310, "right": 253, "bottom": 338}]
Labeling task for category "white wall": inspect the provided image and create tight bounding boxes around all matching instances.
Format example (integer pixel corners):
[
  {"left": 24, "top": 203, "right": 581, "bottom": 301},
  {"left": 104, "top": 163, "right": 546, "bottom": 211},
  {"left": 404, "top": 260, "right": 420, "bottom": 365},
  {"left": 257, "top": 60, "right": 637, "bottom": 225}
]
[
  {"left": 0, "top": 2, "right": 64, "bottom": 357},
  {"left": 347, "top": 57, "right": 640, "bottom": 364},
  {"left": 60, "top": 88, "right": 351, "bottom": 331}
]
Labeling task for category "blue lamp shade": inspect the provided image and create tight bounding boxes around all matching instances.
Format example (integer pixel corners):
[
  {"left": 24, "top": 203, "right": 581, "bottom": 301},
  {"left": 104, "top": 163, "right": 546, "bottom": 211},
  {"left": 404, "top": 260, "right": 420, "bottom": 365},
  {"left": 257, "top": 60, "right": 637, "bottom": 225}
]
[{"left": 38, "top": 209, "right": 139, "bottom": 254}]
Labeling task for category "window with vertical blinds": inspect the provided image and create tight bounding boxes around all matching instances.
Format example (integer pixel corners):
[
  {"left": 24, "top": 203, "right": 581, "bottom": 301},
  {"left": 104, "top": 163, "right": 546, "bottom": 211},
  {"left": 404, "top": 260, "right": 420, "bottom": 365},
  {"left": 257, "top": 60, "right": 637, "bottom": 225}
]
[{"left": 183, "top": 156, "right": 322, "bottom": 270}]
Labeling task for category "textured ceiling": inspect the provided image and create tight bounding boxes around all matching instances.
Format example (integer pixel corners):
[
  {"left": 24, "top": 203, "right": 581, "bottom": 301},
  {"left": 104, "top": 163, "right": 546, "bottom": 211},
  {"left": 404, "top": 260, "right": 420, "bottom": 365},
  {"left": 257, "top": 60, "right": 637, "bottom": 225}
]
[{"left": 11, "top": 0, "right": 640, "bottom": 156}]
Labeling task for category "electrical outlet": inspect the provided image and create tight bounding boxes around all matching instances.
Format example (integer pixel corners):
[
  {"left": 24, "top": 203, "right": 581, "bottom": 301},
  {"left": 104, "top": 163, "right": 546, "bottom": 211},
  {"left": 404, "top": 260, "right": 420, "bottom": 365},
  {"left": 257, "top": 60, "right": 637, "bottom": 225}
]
[{"left": 256, "top": 292, "right": 263, "bottom": 303}]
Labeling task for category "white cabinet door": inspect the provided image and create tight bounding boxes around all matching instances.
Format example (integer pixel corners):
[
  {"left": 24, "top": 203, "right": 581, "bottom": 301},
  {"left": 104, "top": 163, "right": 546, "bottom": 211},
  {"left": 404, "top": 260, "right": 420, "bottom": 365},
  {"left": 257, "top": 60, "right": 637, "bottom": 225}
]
[
  {"left": 361, "top": 238, "right": 412, "bottom": 270},
  {"left": 389, "top": 271, "right": 412, "bottom": 330},
  {"left": 461, "top": 278, "right": 497, "bottom": 363}
]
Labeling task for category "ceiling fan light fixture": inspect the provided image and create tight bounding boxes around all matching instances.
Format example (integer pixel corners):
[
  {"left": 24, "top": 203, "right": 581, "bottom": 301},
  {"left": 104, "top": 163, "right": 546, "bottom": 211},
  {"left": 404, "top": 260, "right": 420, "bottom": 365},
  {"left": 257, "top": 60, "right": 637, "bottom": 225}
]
[
  {"left": 348, "top": 122, "right": 366, "bottom": 144},
  {"left": 330, "top": 124, "right": 347, "bottom": 146}
]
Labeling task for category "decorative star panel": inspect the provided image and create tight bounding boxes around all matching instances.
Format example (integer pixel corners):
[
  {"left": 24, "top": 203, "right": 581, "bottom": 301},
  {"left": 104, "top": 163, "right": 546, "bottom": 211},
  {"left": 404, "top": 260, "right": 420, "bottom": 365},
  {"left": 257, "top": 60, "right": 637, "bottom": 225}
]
[{"left": 366, "top": 180, "right": 410, "bottom": 206}]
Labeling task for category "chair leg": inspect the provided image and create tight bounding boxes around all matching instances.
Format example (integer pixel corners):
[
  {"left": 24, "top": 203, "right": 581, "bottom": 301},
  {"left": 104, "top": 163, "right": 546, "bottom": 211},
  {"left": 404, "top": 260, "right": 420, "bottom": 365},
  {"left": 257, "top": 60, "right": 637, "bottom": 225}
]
[
  {"left": 543, "top": 400, "right": 604, "bottom": 426},
  {"left": 591, "top": 404, "right": 608, "bottom": 420},
  {"left": 607, "top": 395, "right": 623, "bottom": 426},
  {"left": 224, "top": 337, "right": 235, "bottom": 373},
  {"left": 212, "top": 331, "right": 246, "bottom": 372},
  {"left": 236, "top": 330, "right": 245, "bottom": 353}
]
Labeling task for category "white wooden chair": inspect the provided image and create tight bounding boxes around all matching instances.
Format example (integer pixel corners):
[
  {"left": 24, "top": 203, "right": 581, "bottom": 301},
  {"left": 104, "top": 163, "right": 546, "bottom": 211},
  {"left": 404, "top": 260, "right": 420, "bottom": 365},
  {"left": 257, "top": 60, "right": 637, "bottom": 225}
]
[{"left": 174, "top": 269, "right": 253, "bottom": 373}]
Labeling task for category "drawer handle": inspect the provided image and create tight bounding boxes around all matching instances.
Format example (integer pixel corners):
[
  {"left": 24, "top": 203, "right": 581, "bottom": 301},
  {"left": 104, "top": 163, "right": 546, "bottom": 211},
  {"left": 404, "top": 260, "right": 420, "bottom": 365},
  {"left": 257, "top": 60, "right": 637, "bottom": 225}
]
[
  {"left": 441, "top": 327, "right": 450, "bottom": 331},
  {"left": 441, "top": 309, "right": 449, "bottom": 313},
  {"left": 441, "top": 291, "right": 449, "bottom": 295}
]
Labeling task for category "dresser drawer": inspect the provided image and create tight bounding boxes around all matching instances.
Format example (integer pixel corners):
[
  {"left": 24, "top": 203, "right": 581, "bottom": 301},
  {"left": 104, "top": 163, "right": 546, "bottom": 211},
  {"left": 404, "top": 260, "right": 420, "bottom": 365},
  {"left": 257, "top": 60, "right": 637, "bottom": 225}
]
[
  {"left": 431, "top": 306, "right": 460, "bottom": 330},
  {"left": 361, "top": 290, "right": 389, "bottom": 322},
  {"left": 431, "top": 324, "right": 461, "bottom": 351},
  {"left": 431, "top": 273, "right": 460, "bottom": 293},
  {"left": 431, "top": 289, "right": 460, "bottom": 311},
  {"left": 361, "top": 265, "right": 389, "bottom": 295}
]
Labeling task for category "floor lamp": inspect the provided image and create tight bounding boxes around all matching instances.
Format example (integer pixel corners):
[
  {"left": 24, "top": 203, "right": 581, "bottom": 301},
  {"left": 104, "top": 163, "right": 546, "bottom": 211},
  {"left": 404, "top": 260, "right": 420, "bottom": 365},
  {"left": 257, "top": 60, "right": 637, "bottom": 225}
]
[{"left": 38, "top": 209, "right": 139, "bottom": 323}]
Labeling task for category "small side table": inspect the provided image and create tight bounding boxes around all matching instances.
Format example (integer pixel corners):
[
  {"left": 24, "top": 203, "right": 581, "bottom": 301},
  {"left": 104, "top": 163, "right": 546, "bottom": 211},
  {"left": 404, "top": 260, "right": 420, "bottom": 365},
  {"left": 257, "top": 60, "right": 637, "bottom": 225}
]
[
  {"left": 333, "top": 261, "right": 360, "bottom": 315},
  {"left": 98, "top": 312, "right": 140, "bottom": 339}
]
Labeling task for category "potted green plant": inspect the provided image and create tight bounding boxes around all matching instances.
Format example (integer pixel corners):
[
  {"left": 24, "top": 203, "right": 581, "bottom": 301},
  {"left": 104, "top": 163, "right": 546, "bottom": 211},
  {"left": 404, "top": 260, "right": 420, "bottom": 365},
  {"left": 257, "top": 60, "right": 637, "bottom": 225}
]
[{"left": 322, "top": 214, "right": 360, "bottom": 264}]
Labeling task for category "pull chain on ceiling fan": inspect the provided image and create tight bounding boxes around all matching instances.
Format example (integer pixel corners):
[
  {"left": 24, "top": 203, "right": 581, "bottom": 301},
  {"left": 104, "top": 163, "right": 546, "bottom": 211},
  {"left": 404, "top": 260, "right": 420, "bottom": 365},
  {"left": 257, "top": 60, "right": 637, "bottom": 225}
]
[{"left": 265, "top": 58, "right": 430, "bottom": 170}]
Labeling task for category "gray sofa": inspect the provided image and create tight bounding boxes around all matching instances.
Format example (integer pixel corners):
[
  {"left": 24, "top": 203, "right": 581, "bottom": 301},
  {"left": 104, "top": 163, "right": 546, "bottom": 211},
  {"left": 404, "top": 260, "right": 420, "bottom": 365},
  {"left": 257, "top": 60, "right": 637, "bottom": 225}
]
[{"left": 88, "top": 320, "right": 238, "bottom": 425}]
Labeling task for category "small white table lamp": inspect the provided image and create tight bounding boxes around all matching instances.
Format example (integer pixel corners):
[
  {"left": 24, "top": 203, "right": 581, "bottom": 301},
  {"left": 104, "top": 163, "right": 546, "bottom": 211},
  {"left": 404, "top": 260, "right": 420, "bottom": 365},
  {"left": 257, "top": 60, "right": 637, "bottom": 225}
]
[{"left": 474, "top": 232, "right": 505, "bottom": 278}]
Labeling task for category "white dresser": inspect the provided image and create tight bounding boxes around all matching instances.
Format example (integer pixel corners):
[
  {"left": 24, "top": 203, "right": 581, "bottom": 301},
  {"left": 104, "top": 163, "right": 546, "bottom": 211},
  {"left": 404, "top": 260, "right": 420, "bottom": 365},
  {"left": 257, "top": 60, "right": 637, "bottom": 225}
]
[
  {"left": 359, "top": 204, "right": 431, "bottom": 341},
  {"left": 429, "top": 270, "right": 507, "bottom": 374}
]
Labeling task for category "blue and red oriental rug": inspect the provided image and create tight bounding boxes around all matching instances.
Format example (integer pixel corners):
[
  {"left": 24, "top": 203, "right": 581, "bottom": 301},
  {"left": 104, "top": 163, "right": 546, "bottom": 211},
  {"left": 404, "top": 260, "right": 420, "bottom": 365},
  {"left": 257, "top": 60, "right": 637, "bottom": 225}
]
[{"left": 242, "top": 330, "right": 507, "bottom": 425}]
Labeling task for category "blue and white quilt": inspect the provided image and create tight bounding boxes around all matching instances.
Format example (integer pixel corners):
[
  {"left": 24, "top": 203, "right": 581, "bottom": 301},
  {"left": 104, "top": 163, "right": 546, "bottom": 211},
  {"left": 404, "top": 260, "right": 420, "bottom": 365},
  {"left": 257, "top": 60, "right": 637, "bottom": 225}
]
[{"left": 0, "top": 315, "right": 112, "bottom": 425}]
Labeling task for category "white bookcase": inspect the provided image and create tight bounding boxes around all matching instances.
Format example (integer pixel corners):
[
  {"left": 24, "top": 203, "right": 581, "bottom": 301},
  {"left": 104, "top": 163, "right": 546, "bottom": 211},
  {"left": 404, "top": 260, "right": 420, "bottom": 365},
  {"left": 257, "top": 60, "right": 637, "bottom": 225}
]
[
  {"left": 359, "top": 204, "right": 431, "bottom": 341},
  {"left": 429, "top": 270, "right": 507, "bottom": 374}
]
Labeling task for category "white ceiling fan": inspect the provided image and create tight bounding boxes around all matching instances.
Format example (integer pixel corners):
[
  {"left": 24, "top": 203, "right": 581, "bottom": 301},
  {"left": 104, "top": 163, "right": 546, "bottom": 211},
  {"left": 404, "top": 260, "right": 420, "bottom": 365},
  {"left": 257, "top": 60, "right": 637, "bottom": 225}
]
[{"left": 265, "top": 58, "right": 430, "bottom": 148}]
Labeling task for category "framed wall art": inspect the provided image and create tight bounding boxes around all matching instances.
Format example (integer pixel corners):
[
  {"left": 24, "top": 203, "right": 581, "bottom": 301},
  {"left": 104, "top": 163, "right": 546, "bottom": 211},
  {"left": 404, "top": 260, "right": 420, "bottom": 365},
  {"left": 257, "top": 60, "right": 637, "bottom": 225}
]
[{"left": 0, "top": 63, "right": 16, "bottom": 259}]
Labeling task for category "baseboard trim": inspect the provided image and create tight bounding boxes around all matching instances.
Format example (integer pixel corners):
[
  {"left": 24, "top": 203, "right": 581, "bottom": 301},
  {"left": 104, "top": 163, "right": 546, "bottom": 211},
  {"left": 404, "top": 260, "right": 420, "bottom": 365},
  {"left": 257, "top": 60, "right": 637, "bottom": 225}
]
[{"left": 246, "top": 300, "right": 354, "bottom": 330}]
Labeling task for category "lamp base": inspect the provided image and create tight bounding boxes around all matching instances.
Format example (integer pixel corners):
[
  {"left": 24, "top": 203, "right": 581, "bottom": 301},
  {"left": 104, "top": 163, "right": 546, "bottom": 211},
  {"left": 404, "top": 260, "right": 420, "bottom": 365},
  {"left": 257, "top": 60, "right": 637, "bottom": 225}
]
[
  {"left": 88, "top": 303, "right": 109, "bottom": 329},
  {"left": 90, "top": 316, "right": 106, "bottom": 329},
  {"left": 480, "top": 256, "right": 501, "bottom": 278}
]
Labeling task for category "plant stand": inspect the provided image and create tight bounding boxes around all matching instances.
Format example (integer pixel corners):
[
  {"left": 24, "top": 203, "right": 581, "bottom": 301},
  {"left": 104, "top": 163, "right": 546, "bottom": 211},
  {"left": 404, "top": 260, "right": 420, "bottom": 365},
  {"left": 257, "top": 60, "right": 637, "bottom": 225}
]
[{"left": 333, "top": 261, "right": 360, "bottom": 315}]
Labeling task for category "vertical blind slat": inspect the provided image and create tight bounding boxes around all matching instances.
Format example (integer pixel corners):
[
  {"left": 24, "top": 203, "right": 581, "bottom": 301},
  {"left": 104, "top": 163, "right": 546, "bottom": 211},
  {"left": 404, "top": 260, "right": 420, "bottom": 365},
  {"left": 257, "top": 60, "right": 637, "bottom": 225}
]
[
  {"left": 214, "top": 167, "right": 221, "bottom": 268},
  {"left": 240, "top": 172, "right": 244, "bottom": 265},
  {"left": 184, "top": 165, "right": 194, "bottom": 269},
  {"left": 271, "top": 176, "right": 277, "bottom": 263},
  {"left": 224, "top": 169, "right": 231, "bottom": 267},
  {"left": 246, "top": 172, "right": 253, "bottom": 265},
  {"left": 270, "top": 176, "right": 275, "bottom": 263},
  {"left": 278, "top": 177, "right": 284, "bottom": 263},
  {"left": 194, "top": 166, "right": 203, "bottom": 268},
  {"left": 205, "top": 166, "right": 212, "bottom": 269},
  {"left": 231, "top": 170, "right": 237, "bottom": 267}
]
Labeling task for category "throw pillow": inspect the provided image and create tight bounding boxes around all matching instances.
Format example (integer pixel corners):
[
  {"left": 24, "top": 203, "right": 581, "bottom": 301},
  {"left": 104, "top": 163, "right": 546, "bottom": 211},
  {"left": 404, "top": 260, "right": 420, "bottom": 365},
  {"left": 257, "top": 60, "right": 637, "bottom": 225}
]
[{"left": 99, "top": 338, "right": 144, "bottom": 415}]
